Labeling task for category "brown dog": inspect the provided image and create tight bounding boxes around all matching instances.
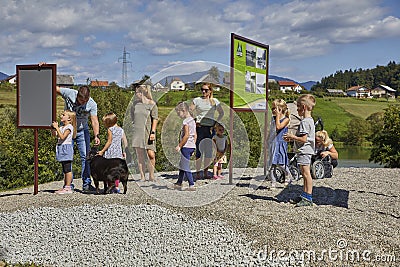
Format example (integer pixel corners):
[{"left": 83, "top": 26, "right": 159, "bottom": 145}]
[{"left": 87, "top": 147, "right": 129, "bottom": 194}]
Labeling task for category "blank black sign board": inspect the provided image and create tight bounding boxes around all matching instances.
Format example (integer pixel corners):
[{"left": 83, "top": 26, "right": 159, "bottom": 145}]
[{"left": 17, "top": 64, "right": 56, "bottom": 128}]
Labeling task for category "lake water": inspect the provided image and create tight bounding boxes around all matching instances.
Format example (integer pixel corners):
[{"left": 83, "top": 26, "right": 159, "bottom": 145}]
[{"left": 337, "top": 146, "right": 383, "bottom": 168}]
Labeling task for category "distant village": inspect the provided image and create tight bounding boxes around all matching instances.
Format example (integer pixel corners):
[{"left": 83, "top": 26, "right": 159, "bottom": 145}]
[{"left": 1, "top": 72, "right": 396, "bottom": 99}]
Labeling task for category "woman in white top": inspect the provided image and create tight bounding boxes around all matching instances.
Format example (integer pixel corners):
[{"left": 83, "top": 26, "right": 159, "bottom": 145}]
[{"left": 190, "top": 83, "right": 224, "bottom": 179}]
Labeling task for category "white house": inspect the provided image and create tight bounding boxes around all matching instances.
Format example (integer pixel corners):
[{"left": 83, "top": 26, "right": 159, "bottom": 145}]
[
  {"left": 293, "top": 84, "right": 302, "bottom": 93},
  {"left": 153, "top": 82, "right": 167, "bottom": 91},
  {"left": 346, "top": 86, "right": 370, "bottom": 98},
  {"left": 326, "top": 89, "right": 346, "bottom": 96},
  {"left": 170, "top": 78, "right": 185, "bottom": 91},
  {"left": 370, "top": 85, "right": 396, "bottom": 98},
  {"left": 278, "top": 80, "right": 302, "bottom": 93},
  {"left": 4, "top": 75, "right": 16, "bottom": 84}
]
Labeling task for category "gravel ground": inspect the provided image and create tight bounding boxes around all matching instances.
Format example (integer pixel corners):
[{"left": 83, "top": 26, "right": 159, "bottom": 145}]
[{"left": 0, "top": 167, "right": 399, "bottom": 266}]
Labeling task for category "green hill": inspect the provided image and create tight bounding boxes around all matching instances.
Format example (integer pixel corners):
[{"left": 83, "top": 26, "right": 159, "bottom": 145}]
[{"left": 313, "top": 97, "right": 398, "bottom": 136}]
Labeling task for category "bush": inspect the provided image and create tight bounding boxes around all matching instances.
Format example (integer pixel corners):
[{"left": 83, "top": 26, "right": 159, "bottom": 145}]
[
  {"left": 0, "top": 87, "right": 133, "bottom": 191},
  {"left": 0, "top": 82, "right": 15, "bottom": 92},
  {"left": 0, "top": 107, "right": 61, "bottom": 189},
  {"left": 237, "top": 112, "right": 262, "bottom": 167},
  {"left": 370, "top": 105, "right": 400, "bottom": 167},
  {"left": 342, "top": 117, "right": 371, "bottom": 146}
]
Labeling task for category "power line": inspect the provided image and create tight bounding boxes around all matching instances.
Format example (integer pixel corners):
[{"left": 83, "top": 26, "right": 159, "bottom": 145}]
[{"left": 118, "top": 47, "right": 132, "bottom": 88}]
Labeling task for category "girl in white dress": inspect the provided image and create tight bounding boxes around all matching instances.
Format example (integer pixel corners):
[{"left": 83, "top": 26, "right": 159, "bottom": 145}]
[{"left": 52, "top": 110, "right": 77, "bottom": 194}]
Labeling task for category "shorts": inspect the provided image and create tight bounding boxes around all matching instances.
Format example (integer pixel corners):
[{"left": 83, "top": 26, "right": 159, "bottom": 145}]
[
  {"left": 61, "top": 161, "right": 72, "bottom": 174},
  {"left": 297, "top": 154, "right": 312, "bottom": 165},
  {"left": 195, "top": 125, "right": 213, "bottom": 158}
]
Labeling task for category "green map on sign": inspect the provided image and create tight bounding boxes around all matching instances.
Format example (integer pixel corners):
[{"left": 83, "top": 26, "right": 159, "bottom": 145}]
[{"left": 233, "top": 38, "right": 268, "bottom": 109}]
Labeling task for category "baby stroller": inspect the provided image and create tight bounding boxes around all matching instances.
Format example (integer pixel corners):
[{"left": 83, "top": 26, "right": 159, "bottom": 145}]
[
  {"left": 269, "top": 102, "right": 334, "bottom": 182},
  {"left": 269, "top": 152, "right": 301, "bottom": 183},
  {"left": 287, "top": 113, "right": 335, "bottom": 180},
  {"left": 276, "top": 150, "right": 333, "bottom": 181},
  {"left": 310, "top": 153, "right": 334, "bottom": 179}
]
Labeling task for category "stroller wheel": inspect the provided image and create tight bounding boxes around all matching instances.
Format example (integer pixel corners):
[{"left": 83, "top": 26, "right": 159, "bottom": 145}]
[
  {"left": 289, "top": 165, "right": 301, "bottom": 181},
  {"left": 269, "top": 165, "right": 285, "bottom": 183},
  {"left": 311, "top": 160, "right": 325, "bottom": 179}
]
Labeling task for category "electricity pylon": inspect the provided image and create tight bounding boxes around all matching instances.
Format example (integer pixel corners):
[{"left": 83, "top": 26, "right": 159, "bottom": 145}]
[{"left": 118, "top": 47, "right": 132, "bottom": 88}]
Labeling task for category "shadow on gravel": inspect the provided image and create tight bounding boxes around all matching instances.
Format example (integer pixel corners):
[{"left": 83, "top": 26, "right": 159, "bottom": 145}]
[
  {"left": 42, "top": 189, "right": 104, "bottom": 195},
  {"left": 0, "top": 192, "right": 31, "bottom": 198},
  {"left": 349, "top": 189, "right": 398, "bottom": 198},
  {"left": 281, "top": 185, "right": 349, "bottom": 208},
  {"left": 42, "top": 189, "right": 58, "bottom": 193},
  {"left": 240, "top": 194, "right": 281, "bottom": 203},
  {"left": 241, "top": 184, "right": 349, "bottom": 208},
  {"left": 160, "top": 173, "right": 176, "bottom": 180},
  {"left": 143, "top": 183, "right": 170, "bottom": 190}
]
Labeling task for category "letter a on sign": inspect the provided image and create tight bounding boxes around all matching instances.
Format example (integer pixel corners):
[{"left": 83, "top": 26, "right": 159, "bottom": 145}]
[{"left": 237, "top": 43, "right": 243, "bottom": 57}]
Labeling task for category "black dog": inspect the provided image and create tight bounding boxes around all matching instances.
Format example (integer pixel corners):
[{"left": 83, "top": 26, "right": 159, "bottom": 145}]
[{"left": 87, "top": 147, "right": 129, "bottom": 194}]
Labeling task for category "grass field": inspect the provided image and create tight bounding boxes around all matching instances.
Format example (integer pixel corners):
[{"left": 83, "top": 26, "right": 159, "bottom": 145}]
[
  {"left": 312, "top": 98, "right": 354, "bottom": 135},
  {"left": 313, "top": 97, "right": 399, "bottom": 135},
  {"left": 0, "top": 89, "right": 68, "bottom": 113},
  {"left": 328, "top": 97, "right": 398, "bottom": 119},
  {"left": 0, "top": 90, "right": 16, "bottom": 105}
]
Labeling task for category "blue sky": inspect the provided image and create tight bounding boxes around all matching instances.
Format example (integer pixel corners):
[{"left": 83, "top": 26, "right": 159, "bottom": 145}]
[{"left": 1, "top": 0, "right": 399, "bottom": 85}]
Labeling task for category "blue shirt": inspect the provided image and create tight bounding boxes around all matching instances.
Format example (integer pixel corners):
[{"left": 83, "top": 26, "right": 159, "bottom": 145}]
[{"left": 59, "top": 88, "right": 98, "bottom": 131}]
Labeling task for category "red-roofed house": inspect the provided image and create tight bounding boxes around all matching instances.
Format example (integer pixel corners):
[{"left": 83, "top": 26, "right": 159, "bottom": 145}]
[
  {"left": 90, "top": 80, "right": 109, "bottom": 88},
  {"left": 346, "top": 86, "right": 370, "bottom": 98},
  {"left": 278, "top": 81, "right": 302, "bottom": 93}
]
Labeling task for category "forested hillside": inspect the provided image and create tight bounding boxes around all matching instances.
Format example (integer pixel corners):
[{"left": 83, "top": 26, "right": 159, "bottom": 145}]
[{"left": 311, "top": 61, "right": 400, "bottom": 93}]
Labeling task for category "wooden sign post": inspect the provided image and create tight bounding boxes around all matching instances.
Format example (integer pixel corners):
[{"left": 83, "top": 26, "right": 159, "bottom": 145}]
[{"left": 16, "top": 64, "right": 57, "bottom": 194}]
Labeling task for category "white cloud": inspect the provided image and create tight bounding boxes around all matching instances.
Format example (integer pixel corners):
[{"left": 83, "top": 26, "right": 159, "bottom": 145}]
[
  {"left": 252, "top": 0, "right": 400, "bottom": 59},
  {"left": 93, "top": 41, "right": 112, "bottom": 49},
  {"left": 222, "top": 1, "right": 254, "bottom": 22},
  {"left": 84, "top": 35, "right": 96, "bottom": 43},
  {"left": 380, "top": 16, "right": 400, "bottom": 36},
  {"left": 0, "top": 0, "right": 399, "bottom": 82},
  {"left": 152, "top": 47, "right": 180, "bottom": 55},
  {"left": 55, "top": 58, "right": 72, "bottom": 68},
  {"left": 38, "top": 34, "right": 76, "bottom": 48},
  {"left": 125, "top": 0, "right": 232, "bottom": 55},
  {"left": 52, "top": 49, "right": 82, "bottom": 58},
  {"left": 43, "top": 8, "right": 83, "bottom": 32}
]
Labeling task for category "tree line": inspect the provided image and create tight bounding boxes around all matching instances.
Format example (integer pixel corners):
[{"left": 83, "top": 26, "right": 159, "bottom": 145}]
[{"left": 311, "top": 61, "right": 400, "bottom": 94}]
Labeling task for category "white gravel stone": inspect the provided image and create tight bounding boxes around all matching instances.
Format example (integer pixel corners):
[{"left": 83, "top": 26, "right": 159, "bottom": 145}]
[
  {"left": 0, "top": 167, "right": 399, "bottom": 267},
  {"left": 0, "top": 204, "right": 259, "bottom": 266}
]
